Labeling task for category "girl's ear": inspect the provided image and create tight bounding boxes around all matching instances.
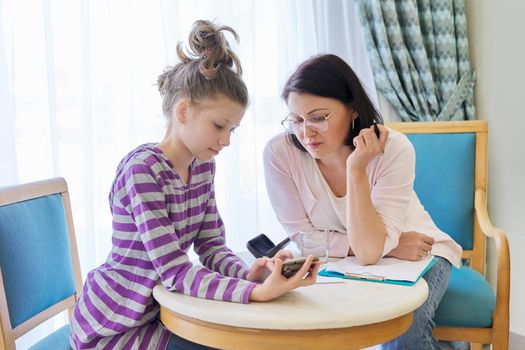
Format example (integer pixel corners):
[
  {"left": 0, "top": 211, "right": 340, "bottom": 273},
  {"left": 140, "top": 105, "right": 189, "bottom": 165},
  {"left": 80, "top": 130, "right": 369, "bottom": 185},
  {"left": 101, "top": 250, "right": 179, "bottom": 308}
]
[{"left": 174, "top": 99, "right": 190, "bottom": 125}]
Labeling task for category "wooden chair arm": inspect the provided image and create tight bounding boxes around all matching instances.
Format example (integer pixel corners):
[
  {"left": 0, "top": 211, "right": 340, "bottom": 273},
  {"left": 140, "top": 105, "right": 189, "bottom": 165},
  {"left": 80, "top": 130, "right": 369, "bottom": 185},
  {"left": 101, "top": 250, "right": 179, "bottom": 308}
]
[
  {"left": 474, "top": 188, "right": 510, "bottom": 336},
  {"left": 475, "top": 188, "right": 510, "bottom": 271}
]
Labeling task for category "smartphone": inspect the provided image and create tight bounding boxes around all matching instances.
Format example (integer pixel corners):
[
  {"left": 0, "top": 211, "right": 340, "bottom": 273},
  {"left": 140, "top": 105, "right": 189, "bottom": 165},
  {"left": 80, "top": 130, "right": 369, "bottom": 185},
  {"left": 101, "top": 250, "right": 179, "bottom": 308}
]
[{"left": 281, "top": 257, "right": 319, "bottom": 278}]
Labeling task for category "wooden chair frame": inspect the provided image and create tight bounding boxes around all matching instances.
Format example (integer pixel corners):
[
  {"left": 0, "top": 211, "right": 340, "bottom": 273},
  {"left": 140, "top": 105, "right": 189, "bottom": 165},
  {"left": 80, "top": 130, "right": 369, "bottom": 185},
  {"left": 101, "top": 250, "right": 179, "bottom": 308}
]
[
  {"left": 0, "top": 177, "right": 83, "bottom": 349},
  {"left": 387, "top": 120, "right": 510, "bottom": 350}
]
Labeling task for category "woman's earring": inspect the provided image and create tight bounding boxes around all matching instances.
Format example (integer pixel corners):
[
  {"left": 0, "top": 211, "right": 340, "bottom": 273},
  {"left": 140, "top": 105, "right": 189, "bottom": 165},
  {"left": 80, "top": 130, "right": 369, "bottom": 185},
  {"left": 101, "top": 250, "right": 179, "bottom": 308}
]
[{"left": 352, "top": 118, "right": 355, "bottom": 131}]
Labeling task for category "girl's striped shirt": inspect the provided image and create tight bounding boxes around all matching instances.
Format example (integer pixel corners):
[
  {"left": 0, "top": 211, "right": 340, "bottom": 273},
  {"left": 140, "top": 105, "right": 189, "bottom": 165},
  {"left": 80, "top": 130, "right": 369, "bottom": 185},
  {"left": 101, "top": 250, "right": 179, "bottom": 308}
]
[{"left": 70, "top": 144, "right": 256, "bottom": 349}]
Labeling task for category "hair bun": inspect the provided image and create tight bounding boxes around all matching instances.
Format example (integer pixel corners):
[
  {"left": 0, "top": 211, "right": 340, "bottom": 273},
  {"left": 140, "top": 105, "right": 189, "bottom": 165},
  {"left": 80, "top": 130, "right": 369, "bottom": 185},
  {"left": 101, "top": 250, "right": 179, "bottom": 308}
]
[{"left": 176, "top": 20, "right": 242, "bottom": 79}]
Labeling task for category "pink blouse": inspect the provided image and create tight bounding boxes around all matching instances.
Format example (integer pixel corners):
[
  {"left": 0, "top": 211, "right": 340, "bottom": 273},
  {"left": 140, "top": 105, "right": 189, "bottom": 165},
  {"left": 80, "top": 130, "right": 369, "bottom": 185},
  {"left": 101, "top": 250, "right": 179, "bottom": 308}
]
[{"left": 263, "top": 128, "right": 462, "bottom": 267}]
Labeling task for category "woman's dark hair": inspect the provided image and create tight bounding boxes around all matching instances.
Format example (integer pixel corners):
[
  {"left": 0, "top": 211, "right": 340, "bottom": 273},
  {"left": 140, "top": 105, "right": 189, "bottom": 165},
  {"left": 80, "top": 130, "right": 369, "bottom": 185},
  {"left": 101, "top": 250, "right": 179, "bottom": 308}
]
[
  {"left": 281, "top": 54, "right": 382, "bottom": 151},
  {"left": 157, "top": 20, "right": 248, "bottom": 119}
]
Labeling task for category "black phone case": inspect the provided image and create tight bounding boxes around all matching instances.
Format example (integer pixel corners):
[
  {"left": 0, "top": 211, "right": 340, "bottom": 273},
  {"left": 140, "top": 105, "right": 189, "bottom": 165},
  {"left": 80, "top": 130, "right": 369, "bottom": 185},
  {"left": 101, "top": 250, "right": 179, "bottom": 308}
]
[
  {"left": 246, "top": 234, "right": 275, "bottom": 258},
  {"left": 247, "top": 234, "right": 292, "bottom": 258}
]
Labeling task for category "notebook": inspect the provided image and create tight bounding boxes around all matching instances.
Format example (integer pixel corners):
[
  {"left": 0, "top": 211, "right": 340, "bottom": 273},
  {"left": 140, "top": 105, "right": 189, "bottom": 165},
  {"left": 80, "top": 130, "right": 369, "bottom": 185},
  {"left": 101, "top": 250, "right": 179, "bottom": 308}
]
[{"left": 319, "top": 255, "right": 436, "bottom": 286}]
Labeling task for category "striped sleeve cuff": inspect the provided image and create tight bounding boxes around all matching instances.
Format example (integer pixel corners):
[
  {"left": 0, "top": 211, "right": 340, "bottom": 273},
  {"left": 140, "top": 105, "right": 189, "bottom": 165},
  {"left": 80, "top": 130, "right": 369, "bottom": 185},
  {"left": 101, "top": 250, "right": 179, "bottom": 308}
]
[{"left": 239, "top": 280, "right": 257, "bottom": 304}]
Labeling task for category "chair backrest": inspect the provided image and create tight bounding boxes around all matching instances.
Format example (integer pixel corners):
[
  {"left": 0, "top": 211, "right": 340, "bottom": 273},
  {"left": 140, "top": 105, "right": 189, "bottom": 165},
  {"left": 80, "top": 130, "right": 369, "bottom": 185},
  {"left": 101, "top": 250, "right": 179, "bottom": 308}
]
[
  {"left": 387, "top": 121, "right": 488, "bottom": 274},
  {"left": 0, "top": 177, "right": 82, "bottom": 349}
]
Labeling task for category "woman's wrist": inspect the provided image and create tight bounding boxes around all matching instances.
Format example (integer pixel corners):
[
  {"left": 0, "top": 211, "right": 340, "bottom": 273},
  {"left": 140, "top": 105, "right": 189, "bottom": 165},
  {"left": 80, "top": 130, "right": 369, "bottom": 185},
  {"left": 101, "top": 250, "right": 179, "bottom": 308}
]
[
  {"left": 347, "top": 167, "right": 367, "bottom": 179},
  {"left": 347, "top": 168, "right": 368, "bottom": 194}
]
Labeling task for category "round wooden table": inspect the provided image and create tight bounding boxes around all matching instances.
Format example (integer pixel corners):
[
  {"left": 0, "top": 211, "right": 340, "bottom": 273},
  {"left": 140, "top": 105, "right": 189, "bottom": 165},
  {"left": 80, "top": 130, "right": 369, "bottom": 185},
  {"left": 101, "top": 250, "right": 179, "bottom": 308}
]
[{"left": 153, "top": 272, "right": 428, "bottom": 350}]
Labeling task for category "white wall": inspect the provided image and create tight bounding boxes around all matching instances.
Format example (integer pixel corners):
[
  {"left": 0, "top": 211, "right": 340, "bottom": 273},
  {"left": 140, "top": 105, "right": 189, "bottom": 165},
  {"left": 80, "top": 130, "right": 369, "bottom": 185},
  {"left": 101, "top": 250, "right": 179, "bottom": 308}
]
[{"left": 466, "top": 0, "right": 525, "bottom": 338}]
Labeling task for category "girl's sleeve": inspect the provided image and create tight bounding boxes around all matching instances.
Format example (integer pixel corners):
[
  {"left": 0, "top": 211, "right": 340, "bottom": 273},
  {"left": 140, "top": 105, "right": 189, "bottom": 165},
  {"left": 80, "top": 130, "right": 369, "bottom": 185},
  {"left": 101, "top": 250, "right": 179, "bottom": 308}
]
[
  {"left": 193, "top": 181, "right": 253, "bottom": 280},
  {"left": 118, "top": 161, "right": 256, "bottom": 304},
  {"left": 263, "top": 140, "right": 350, "bottom": 258},
  {"left": 370, "top": 135, "right": 416, "bottom": 256}
]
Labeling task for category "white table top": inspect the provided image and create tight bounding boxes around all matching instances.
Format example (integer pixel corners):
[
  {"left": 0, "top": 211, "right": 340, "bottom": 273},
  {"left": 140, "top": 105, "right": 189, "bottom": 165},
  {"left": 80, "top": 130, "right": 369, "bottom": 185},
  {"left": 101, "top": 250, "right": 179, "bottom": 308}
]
[{"left": 153, "top": 260, "right": 428, "bottom": 331}]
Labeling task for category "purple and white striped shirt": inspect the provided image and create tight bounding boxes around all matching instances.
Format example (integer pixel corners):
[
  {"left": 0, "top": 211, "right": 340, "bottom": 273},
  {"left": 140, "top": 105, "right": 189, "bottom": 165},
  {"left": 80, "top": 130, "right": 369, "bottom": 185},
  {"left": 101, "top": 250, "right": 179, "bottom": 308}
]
[{"left": 70, "top": 144, "right": 256, "bottom": 349}]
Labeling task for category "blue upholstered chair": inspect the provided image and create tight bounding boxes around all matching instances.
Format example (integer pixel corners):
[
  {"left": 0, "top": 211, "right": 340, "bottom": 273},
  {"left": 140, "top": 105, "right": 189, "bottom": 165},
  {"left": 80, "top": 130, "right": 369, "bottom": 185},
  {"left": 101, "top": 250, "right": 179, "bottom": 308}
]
[
  {"left": 388, "top": 121, "right": 510, "bottom": 350},
  {"left": 0, "top": 178, "right": 82, "bottom": 349}
]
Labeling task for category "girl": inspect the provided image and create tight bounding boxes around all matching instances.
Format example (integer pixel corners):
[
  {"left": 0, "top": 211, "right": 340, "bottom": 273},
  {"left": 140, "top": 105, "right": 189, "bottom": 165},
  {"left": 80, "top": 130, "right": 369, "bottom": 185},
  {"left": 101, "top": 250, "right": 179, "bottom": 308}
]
[
  {"left": 70, "top": 20, "right": 318, "bottom": 350},
  {"left": 263, "top": 54, "right": 462, "bottom": 349}
]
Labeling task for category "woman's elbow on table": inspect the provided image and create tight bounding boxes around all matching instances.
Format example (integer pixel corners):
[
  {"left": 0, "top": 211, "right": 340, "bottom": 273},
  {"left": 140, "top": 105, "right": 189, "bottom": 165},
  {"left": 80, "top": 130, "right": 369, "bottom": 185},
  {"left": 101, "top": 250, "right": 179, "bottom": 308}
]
[
  {"left": 353, "top": 249, "right": 382, "bottom": 266},
  {"left": 350, "top": 236, "right": 386, "bottom": 265}
]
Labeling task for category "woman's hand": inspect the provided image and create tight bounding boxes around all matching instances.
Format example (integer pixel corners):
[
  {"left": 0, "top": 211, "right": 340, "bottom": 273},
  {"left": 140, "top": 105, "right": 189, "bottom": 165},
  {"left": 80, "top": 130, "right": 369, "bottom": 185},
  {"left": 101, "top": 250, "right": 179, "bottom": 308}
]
[
  {"left": 386, "top": 231, "right": 434, "bottom": 261},
  {"left": 246, "top": 250, "right": 294, "bottom": 283},
  {"left": 347, "top": 124, "right": 389, "bottom": 172},
  {"left": 249, "top": 255, "right": 320, "bottom": 302}
]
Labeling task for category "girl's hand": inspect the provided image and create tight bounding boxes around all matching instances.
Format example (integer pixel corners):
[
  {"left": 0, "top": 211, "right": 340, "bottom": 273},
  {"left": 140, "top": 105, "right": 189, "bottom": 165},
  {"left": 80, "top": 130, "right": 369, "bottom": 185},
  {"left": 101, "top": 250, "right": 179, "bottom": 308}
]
[
  {"left": 246, "top": 250, "right": 295, "bottom": 282},
  {"left": 386, "top": 231, "right": 434, "bottom": 261},
  {"left": 273, "top": 249, "right": 294, "bottom": 261},
  {"left": 347, "top": 124, "right": 388, "bottom": 172},
  {"left": 246, "top": 257, "right": 271, "bottom": 283},
  {"left": 249, "top": 255, "right": 320, "bottom": 302}
]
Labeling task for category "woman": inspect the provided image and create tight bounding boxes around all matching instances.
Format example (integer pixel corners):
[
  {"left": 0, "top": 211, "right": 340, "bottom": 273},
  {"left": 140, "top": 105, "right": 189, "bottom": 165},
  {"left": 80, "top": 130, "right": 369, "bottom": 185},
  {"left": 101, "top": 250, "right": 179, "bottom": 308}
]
[{"left": 263, "top": 54, "right": 462, "bottom": 349}]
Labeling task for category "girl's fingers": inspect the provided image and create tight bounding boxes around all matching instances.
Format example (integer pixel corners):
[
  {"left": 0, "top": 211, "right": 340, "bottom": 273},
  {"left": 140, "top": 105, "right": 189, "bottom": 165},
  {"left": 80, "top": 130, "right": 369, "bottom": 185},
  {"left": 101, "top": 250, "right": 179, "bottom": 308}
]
[
  {"left": 291, "top": 255, "right": 314, "bottom": 282},
  {"left": 256, "top": 257, "right": 268, "bottom": 267},
  {"left": 271, "top": 257, "right": 283, "bottom": 273},
  {"left": 263, "top": 258, "right": 277, "bottom": 273},
  {"left": 301, "top": 260, "right": 320, "bottom": 285},
  {"left": 275, "top": 250, "right": 294, "bottom": 261}
]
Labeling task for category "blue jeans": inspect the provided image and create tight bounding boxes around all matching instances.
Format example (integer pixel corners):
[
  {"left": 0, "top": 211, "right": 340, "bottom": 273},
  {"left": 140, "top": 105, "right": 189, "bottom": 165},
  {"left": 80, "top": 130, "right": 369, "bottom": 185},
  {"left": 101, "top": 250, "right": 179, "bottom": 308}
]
[
  {"left": 383, "top": 256, "right": 452, "bottom": 350},
  {"left": 166, "top": 333, "right": 219, "bottom": 350}
]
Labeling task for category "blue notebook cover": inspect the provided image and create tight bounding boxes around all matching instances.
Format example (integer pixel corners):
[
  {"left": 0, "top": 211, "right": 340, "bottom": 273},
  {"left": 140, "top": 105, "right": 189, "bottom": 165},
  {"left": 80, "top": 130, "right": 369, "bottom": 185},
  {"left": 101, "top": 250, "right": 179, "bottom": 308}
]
[{"left": 319, "top": 256, "right": 437, "bottom": 286}]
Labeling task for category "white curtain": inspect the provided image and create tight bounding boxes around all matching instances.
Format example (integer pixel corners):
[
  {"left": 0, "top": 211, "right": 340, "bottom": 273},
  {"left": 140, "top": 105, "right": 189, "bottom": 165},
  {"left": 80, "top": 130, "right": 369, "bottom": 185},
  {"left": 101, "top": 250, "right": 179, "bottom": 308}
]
[{"left": 0, "top": 0, "right": 375, "bottom": 347}]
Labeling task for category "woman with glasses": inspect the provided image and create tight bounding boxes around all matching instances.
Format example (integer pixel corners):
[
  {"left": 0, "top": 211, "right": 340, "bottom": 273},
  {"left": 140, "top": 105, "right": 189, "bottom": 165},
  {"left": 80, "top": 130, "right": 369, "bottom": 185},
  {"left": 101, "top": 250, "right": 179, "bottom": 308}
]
[{"left": 263, "top": 54, "right": 462, "bottom": 350}]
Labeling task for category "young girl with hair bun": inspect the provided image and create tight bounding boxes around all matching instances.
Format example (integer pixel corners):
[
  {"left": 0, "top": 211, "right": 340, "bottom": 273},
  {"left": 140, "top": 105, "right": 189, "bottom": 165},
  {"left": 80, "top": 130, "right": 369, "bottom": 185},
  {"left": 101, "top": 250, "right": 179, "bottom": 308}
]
[{"left": 70, "top": 20, "right": 318, "bottom": 350}]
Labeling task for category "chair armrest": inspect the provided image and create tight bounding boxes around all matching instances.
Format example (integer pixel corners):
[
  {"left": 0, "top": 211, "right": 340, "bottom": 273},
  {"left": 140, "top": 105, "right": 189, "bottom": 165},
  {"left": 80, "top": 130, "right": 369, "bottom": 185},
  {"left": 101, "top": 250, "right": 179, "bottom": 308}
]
[
  {"left": 474, "top": 188, "right": 510, "bottom": 333},
  {"left": 475, "top": 188, "right": 510, "bottom": 271}
]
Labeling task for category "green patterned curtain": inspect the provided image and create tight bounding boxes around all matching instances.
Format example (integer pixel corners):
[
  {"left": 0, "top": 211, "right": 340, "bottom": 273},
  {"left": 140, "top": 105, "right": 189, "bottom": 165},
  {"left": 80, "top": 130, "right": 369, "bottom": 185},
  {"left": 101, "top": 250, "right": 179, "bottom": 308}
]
[{"left": 356, "top": 0, "right": 476, "bottom": 121}]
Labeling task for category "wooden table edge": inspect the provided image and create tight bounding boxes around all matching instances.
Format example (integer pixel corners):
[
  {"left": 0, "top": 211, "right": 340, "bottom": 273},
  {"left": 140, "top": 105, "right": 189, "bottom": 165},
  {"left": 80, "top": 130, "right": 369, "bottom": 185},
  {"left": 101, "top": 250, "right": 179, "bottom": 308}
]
[{"left": 159, "top": 305, "right": 413, "bottom": 350}]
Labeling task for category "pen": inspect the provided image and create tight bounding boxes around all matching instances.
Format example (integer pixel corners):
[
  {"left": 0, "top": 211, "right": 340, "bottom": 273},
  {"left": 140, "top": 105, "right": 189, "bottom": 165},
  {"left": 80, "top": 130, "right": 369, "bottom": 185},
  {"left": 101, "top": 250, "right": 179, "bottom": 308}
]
[
  {"left": 344, "top": 272, "right": 386, "bottom": 281},
  {"left": 373, "top": 122, "right": 385, "bottom": 155},
  {"left": 373, "top": 122, "right": 380, "bottom": 139}
]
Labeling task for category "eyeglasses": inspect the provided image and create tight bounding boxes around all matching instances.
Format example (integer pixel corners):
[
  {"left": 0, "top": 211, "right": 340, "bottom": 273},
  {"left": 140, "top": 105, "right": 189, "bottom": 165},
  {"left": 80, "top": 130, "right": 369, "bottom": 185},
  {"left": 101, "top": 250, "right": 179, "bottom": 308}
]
[{"left": 280, "top": 110, "right": 335, "bottom": 133}]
